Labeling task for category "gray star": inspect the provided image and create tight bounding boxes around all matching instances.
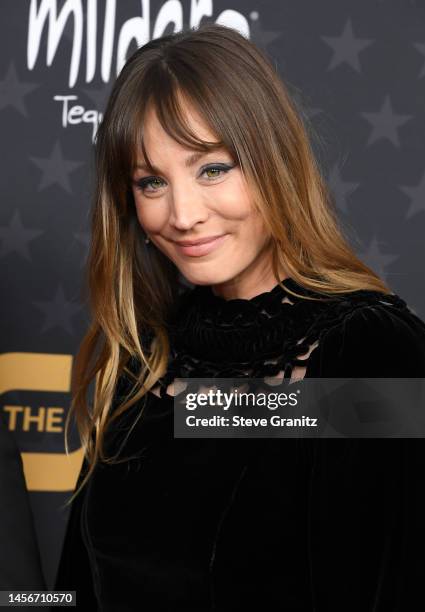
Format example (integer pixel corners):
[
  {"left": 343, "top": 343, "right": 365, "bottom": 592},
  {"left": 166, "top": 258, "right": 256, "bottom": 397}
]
[
  {"left": 357, "top": 236, "right": 399, "bottom": 282},
  {"left": 0, "top": 63, "right": 39, "bottom": 117},
  {"left": 322, "top": 19, "right": 374, "bottom": 73},
  {"left": 0, "top": 210, "right": 44, "bottom": 260},
  {"left": 360, "top": 95, "right": 412, "bottom": 147},
  {"left": 29, "top": 140, "right": 83, "bottom": 193},
  {"left": 413, "top": 42, "right": 425, "bottom": 78},
  {"left": 327, "top": 163, "right": 360, "bottom": 214},
  {"left": 74, "top": 231, "right": 90, "bottom": 268},
  {"left": 33, "top": 285, "right": 83, "bottom": 334},
  {"left": 399, "top": 170, "right": 425, "bottom": 219},
  {"left": 250, "top": 16, "right": 283, "bottom": 50}
]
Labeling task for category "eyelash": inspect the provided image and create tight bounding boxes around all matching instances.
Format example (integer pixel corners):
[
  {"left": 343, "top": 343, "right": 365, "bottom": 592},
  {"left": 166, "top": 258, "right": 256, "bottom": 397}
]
[{"left": 134, "top": 164, "right": 234, "bottom": 194}]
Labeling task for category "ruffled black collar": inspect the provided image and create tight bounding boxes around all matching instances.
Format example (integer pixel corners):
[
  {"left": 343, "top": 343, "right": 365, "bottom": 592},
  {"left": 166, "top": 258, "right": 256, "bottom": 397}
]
[
  {"left": 168, "top": 277, "right": 327, "bottom": 363},
  {"left": 151, "top": 277, "right": 406, "bottom": 390}
]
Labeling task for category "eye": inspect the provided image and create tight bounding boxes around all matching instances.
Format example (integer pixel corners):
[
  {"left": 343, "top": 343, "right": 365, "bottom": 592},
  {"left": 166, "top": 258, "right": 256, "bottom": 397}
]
[
  {"left": 133, "top": 163, "right": 235, "bottom": 195},
  {"left": 201, "top": 165, "right": 230, "bottom": 180},
  {"left": 134, "top": 176, "right": 165, "bottom": 193}
]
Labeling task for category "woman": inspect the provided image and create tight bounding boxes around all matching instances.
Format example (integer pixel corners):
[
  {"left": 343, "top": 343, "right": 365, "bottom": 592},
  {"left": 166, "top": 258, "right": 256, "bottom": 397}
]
[{"left": 54, "top": 23, "right": 425, "bottom": 611}]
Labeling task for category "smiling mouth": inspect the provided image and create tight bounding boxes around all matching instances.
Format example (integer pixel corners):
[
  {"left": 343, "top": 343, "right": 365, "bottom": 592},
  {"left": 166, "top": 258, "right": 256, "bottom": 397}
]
[{"left": 173, "top": 234, "right": 228, "bottom": 257}]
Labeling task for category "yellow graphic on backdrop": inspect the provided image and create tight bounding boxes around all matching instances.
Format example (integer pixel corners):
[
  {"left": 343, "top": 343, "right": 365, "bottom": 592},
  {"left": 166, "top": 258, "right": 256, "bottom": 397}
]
[
  {"left": 0, "top": 352, "right": 83, "bottom": 492},
  {"left": 4, "top": 405, "right": 64, "bottom": 431}
]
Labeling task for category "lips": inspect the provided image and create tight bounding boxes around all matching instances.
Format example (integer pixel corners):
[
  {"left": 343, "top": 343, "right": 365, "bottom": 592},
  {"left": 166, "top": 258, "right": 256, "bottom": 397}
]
[
  {"left": 173, "top": 234, "right": 228, "bottom": 257},
  {"left": 174, "top": 235, "right": 225, "bottom": 246}
]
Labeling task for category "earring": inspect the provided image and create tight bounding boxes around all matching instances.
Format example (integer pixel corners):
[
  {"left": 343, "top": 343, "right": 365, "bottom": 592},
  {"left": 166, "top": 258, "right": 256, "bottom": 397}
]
[{"left": 145, "top": 234, "right": 150, "bottom": 244}]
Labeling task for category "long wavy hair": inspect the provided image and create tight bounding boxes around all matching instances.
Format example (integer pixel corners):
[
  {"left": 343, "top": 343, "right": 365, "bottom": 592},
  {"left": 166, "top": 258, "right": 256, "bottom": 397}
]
[{"left": 65, "top": 22, "right": 391, "bottom": 503}]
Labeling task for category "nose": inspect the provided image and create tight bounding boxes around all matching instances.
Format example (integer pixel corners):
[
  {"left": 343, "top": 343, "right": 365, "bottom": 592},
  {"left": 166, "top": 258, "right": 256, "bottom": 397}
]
[{"left": 168, "top": 183, "right": 209, "bottom": 231}]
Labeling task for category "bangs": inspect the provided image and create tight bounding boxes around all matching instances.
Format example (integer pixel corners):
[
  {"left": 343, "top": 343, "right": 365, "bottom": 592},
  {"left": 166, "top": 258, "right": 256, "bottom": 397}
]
[{"left": 130, "top": 68, "right": 235, "bottom": 176}]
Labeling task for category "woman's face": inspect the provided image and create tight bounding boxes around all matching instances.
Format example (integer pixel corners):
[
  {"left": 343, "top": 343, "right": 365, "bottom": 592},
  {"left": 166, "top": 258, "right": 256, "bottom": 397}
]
[{"left": 131, "top": 99, "right": 276, "bottom": 298}]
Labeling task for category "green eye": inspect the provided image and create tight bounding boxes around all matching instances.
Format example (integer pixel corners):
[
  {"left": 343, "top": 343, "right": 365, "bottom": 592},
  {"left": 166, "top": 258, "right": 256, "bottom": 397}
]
[
  {"left": 203, "top": 166, "right": 223, "bottom": 179},
  {"left": 134, "top": 163, "right": 235, "bottom": 194},
  {"left": 135, "top": 177, "right": 165, "bottom": 192}
]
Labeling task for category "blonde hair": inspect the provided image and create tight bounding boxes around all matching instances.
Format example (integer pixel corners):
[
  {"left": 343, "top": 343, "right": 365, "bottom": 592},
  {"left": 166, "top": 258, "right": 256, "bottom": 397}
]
[{"left": 65, "top": 23, "right": 391, "bottom": 504}]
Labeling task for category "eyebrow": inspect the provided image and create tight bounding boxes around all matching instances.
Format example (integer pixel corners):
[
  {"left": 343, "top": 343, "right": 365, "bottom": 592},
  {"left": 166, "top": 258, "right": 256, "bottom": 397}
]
[{"left": 135, "top": 150, "right": 222, "bottom": 173}]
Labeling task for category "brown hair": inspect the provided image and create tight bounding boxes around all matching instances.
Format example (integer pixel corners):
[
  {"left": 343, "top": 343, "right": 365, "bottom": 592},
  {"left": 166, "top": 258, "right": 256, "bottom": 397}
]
[{"left": 65, "top": 23, "right": 391, "bottom": 504}]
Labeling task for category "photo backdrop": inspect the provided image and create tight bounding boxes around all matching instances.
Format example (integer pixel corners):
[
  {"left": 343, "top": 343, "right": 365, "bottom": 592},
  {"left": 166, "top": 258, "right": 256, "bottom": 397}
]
[{"left": 1, "top": 0, "right": 424, "bottom": 588}]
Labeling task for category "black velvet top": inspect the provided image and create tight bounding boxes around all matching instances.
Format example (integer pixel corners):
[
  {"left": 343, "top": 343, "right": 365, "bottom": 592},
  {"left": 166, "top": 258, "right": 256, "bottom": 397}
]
[{"left": 54, "top": 277, "right": 425, "bottom": 611}]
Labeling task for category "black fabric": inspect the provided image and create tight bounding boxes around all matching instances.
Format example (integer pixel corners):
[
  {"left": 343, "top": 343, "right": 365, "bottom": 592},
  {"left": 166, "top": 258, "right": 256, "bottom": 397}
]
[
  {"left": 0, "top": 412, "right": 46, "bottom": 590},
  {"left": 54, "top": 277, "right": 425, "bottom": 611}
]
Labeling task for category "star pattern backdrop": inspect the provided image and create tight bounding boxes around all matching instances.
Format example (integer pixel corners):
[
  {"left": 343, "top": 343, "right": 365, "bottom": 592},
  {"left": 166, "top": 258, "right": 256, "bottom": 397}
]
[{"left": 0, "top": 0, "right": 424, "bottom": 589}]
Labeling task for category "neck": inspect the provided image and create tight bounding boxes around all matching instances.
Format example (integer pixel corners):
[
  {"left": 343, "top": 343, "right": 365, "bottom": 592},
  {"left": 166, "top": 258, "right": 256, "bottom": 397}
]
[{"left": 209, "top": 254, "right": 288, "bottom": 301}]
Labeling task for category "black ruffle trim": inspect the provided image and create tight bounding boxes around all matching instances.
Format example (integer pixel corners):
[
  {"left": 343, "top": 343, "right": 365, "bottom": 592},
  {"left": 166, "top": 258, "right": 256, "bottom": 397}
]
[{"left": 155, "top": 277, "right": 408, "bottom": 396}]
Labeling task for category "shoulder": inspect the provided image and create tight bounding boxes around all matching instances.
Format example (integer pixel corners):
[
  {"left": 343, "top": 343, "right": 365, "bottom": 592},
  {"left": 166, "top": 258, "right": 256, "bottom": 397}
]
[{"left": 305, "top": 290, "right": 425, "bottom": 377}]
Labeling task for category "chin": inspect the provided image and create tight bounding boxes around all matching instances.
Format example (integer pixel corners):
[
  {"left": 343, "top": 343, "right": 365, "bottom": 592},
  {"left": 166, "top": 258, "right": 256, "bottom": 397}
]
[{"left": 178, "top": 266, "right": 235, "bottom": 287}]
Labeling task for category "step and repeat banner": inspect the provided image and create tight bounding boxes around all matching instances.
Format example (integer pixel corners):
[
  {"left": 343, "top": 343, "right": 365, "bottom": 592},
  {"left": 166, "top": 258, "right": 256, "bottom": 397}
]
[{"left": 1, "top": 0, "right": 424, "bottom": 589}]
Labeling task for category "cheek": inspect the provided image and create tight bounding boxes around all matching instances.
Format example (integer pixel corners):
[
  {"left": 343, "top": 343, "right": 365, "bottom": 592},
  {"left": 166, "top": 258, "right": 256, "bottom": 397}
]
[
  {"left": 133, "top": 193, "right": 168, "bottom": 232},
  {"left": 216, "top": 180, "right": 253, "bottom": 222},
  {"left": 237, "top": 206, "right": 269, "bottom": 240}
]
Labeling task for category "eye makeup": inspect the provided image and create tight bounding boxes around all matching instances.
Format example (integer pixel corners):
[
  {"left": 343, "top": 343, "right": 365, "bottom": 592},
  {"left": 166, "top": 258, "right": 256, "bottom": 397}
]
[{"left": 133, "top": 162, "right": 237, "bottom": 195}]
